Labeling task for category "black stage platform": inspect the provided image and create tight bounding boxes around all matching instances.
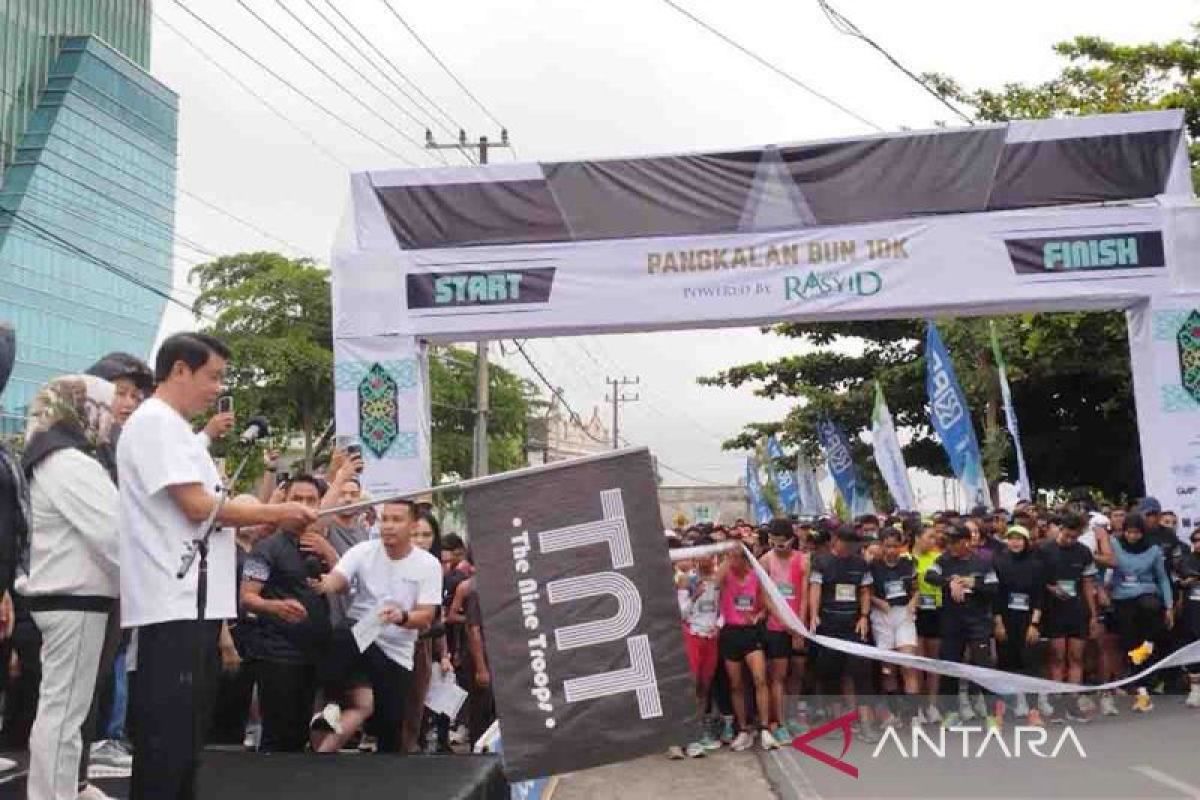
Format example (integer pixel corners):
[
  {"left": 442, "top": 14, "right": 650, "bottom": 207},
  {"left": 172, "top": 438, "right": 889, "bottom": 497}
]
[{"left": 0, "top": 749, "right": 509, "bottom": 799}]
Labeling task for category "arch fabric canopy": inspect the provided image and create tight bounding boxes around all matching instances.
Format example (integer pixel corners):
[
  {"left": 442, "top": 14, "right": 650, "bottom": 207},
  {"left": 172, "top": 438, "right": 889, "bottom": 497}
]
[{"left": 331, "top": 110, "right": 1200, "bottom": 506}]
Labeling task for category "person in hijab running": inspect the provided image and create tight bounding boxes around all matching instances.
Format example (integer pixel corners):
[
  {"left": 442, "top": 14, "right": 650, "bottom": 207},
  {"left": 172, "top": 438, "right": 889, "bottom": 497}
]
[
  {"left": 1093, "top": 512, "right": 1173, "bottom": 713},
  {"left": 17, "top": 375, "right": 121, "bottom": 800}
]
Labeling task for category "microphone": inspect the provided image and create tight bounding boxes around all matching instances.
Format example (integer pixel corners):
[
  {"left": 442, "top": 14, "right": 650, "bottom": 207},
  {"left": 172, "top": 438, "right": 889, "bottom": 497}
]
[{"left": 239, "top": 416, "right": 271, "bottom": 444}]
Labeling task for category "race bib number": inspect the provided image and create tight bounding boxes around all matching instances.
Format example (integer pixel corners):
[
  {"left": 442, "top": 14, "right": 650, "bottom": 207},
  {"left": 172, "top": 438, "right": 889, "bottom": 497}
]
[
  {"left": 1008, "top": 593, "right": 1030, "bottom": 612},
  {"left": 834, "top": 584, "right": 857, "bottom": 603},
  {"left": 697, "top": 599, "right": 717, "bottom": 613},
  {"left": 919, "top": 594, "right": 937, "bottom": 610},
  {"left": 1057, "top": 579, "right": 1078, "bottom": 599},
  {"left": 734, "top": 594, "right": 754, "bottom": 611},
  {"left": 1189, "top": 586, "right": 1200, "bottom": 602},
  {"left": 1122, "top": 572, "right": 1139, "bottom": 586},
  {"left": 885, "top": 580, "right": 906, "bottom": 600},
  {"left": 778, "top": 582, "right": 794, "bottom": 598}
]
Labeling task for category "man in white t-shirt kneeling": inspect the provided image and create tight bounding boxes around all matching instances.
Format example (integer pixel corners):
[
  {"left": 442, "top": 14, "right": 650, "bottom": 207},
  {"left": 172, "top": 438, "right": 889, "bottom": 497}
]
[{"left": 312, "top": 498, "right": 442, "bottom": 754}]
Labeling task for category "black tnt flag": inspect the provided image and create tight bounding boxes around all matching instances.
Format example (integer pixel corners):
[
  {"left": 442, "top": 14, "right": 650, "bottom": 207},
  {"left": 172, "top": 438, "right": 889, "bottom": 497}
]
[{"left": 464, "top": 449, "right": 698, "bottom": 781}]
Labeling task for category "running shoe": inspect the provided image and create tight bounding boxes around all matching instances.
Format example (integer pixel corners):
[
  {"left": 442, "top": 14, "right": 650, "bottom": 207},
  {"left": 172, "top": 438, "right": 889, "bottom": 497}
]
[
  {"left": 911, "top": 707, "right": 927, "bottom": 729},
  {"left": 958, "top": 696, "right": 977, "bottom": 723},
  {"left": 787, "top": 714, "right": 809, "bottom": 736},
  {"left": 1037, "top": 695, "right": 1055, "bottom": 718},
  {"left": 1100, "top": 694, "right": 1120, "bottom": 716},
  {"left": 89, "top": 740, "right": 133, "bottom": 769},
  {"left": 1077, "top": 694, "right": 1098, "bottom": 716},
  {"left": 939, "top": 711, "right": 961, "bottom": 729},
  {"left": 667, "top": 745, "right": 685, "bottom": 760},
  {"left": 1186, "top": 683, "right": 1200, "bottom": 709},
  {"left": 1012, "top": 694, "right": 1030, "bottom": 719},
  {"left": 986, "top": 715, "right": 1002, "bottom": 731},
  {"left": 685, "top": 742, "right": 707, "bottom": 759},
  {"left": 925, "top": 704, "right": 942, "bottom": 724},
  {"left": 1065, "top": 704, "right": 1090, "bottom": 723},
  {"left": 358, "top": 734, "right": 378, "bottom": 753},
  {"left": 773, "top": 727, "right": 792, "bottom": 746},
  {"left": 731, "top": 731, "right": 755, "bottom": 752},
  {"left": 1025, "top": 709, "right": 1045, "bottom": 728},
  {"left": 973, "top": 694, "right": 989, "bottom": 721},
  {"left": 857, "top": 722, "right": 881, "bottom": 744},
  {"left": 720, "top": 717, "right": 736, "bottom": 745},
  {"left": 243, "top": 721, "right": 261, "bottom": 751},
  {"left": 760, "top": 729, "right": 781, "bottom": 751},
  {"left": 700, "top": 732, "right": 722, "bottom": 751},
  {"left": 1132, "top": 689, "right": 1154, "bottom": 713}
]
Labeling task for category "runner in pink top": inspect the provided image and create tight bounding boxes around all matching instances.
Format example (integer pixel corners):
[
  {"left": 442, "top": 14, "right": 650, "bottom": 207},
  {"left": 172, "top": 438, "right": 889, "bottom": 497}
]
[
  {"left": 716, "top": 543, "right": 775, "bottom": 751},
  {"left": 760, "top": 519, "right": 808, "bottom": 741}
]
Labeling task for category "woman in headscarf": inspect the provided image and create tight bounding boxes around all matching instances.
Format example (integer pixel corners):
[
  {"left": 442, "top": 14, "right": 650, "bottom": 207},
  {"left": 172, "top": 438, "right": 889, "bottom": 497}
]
[
  {"left": 1094, "top": 512, "right": 1173, "bottom": 714},
  {"left": 17, "top": 375, "right": 121, "bottom": 800}
]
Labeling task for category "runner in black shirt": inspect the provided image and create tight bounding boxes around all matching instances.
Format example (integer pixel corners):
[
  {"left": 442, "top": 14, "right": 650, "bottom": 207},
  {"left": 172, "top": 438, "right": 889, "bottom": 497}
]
[
  {"left": 808, "top": 527, "right": 878, "bottom": 742},
  {"left": 1035, "top": 512, "right": 1099, "bottom": 721},
  {"left": 868, "top": 530, "right": 919, "bottom": 723},
  {"left": 240, "top": 477, "right": 333, "bottom": 751},
  {"left": 924, "top": 523, "right": 1000, "bottom": 727},
  {"left": 1176, "top": 530, "right": 1200, "bottom": 708},
  {"left": 992, "top": 525, "right": 1045, "bottom": 724}
]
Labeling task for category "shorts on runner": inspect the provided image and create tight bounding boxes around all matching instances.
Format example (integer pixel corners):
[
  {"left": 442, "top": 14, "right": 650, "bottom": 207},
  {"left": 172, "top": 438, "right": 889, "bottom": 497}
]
[
  {"left": 718, "top": 624, "right": 763, "bottom": 662},
  {"left": 871, "top": 605, "right": 917, "bottom": 651}
]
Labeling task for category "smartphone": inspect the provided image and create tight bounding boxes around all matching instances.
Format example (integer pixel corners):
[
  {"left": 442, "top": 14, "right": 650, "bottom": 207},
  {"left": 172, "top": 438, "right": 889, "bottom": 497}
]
[
  {"left": 277, "top": 471, "right": 291, "bottom": 485},
  {"left": 347, "top": 443, "right": 363, "bottom": 473},
  {"left": 217, "top": 395, "right": 234, "bottom": 415}
]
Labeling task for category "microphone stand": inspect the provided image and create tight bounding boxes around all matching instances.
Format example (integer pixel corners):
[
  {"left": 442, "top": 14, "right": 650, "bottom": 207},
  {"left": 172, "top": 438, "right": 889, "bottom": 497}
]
[{"left": 177, "top": 444, "right": 256, "bottom": 616}]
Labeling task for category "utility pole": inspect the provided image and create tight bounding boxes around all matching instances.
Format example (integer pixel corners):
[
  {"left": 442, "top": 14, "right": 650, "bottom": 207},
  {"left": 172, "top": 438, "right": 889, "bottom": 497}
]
[
  {"left": 427, "top": 129, "right": 511, "bottom": 477},
  {"left": 605, "top": 376, "right": 640, "bottom": 450}
]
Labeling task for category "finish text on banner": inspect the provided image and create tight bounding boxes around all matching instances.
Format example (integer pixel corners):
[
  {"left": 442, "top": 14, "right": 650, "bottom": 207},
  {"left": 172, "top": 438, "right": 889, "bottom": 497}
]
[{"left": 464, "top": 449, "right": 698, "bottom": 781}]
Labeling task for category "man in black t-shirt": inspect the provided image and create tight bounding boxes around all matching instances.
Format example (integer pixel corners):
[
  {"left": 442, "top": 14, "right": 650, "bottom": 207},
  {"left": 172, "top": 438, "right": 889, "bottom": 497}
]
[
  {"left": 1035, "top": 512, "right": 1099, "bottom": 721},
  {"left": 808, "top": 527, "right": 878, "bottom": 742},
  {"left": 924, "top": 523, "right": 1000, "bottom": 726},
  {"left": 240, "top": 477, "right": 334, "bottom": 751}
]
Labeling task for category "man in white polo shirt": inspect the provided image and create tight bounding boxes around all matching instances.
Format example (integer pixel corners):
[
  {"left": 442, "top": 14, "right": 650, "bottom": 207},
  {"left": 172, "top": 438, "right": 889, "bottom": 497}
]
[
  {"left": 312, "top": 499, "right": 442, "bottom": 754},
  {"left": 117, "top": 333, "right": 315, "bottom": 799}
]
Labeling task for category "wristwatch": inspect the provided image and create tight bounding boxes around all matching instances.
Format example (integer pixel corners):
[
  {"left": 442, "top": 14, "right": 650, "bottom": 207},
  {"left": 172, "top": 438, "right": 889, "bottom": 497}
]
[{"left": 398, "top": 609, "right": 410, "bottom": 627}]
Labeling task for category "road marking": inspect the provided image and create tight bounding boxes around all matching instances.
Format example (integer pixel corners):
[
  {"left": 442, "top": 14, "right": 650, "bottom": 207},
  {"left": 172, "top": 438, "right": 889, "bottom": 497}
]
[
  {"left": 1132, "top": 766, "right": 1200, "bottom": 798},
  {"left": 771, "top": 749, "right": 824, "bottom": 800}
]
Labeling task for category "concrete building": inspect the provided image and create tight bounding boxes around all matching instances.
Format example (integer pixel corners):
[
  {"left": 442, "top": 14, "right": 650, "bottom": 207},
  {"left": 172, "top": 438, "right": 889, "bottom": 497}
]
[
  {"left": 527, "top": 402, "right": 611, "bottom": 466},
  {"left": 0, "top": 1, "right": 177, "bottom": 431},
  {"left": 658, "top": 484, "right": 749, "bottom": 529}
]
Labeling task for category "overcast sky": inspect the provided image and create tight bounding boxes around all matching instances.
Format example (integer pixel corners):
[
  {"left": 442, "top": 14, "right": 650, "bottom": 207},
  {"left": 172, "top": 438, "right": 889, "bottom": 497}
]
[{"left": 150, "top": 0, "right": 1199, "bottom": 492}]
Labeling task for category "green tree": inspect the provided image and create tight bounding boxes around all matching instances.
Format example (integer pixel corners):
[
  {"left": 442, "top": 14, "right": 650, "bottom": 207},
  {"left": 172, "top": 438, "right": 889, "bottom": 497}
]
[
  {"left": 428, "top": 345, "right": 544, "bottom": 481},
  {"left": 704, "top": 27, "right": 1200, "bottom": 503},
  {"left": 192, "top": 252, "right": 332, "bottom": 472},
  {"left": 191, "top": 252, "right": 540, "bottom": 480}
]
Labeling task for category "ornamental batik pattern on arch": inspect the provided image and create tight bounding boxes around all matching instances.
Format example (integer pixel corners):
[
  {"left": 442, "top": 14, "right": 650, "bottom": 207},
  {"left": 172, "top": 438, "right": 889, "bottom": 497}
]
[
  {"left": 359, "top": 362, "right": 399, "bottom": 459},
  {"left": 1177, "top": 310, "right": 1200, "bottom": 405}
]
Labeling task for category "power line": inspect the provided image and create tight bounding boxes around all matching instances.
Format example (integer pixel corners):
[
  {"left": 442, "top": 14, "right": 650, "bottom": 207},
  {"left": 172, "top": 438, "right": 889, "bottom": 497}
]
[
  {"left": 154, "top": 11, "right": 350, "bottom": 170},
  {"left": 815, "top": 0, "right": 974, "bottom": 125},
  {"left": 235, "top": 0, "right": 442, "bottom": 165},
  {"left": 658, "top": 0, "right": 882, "bottom": 132},
  {"left": 309, "top": 0, "right": 470, "bottom": 149},
  {"left": 511, "top": 339, "right": 610, "bottom": 447},
  {"left": 169, "top": 0, "right": 419, "bottom": 166},
  {"left": 378, "top": 0, "right": 507, "bottom": 132},
  {"left": 269, "top": 0, "right": 450, "bottom": 165}
]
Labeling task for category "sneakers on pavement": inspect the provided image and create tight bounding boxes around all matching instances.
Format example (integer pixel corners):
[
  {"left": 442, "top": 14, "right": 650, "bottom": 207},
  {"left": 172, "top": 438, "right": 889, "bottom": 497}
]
[
  {"left": 667, "top": 745, "right": 685, "bottom": 760},
  {"left": 1132, "top": 689, "right": 1154, "bottom": 713},
  {"left": 1025, "top": 709, "right": 1045, "bottom": 728},
  {"left": 1186, "top": 683, "right": 1200, "bottom": 709},
  {"left": 925, "top": 704, "right": 942, "bottom": 724},
  {"left": 1013, "top": 694, "right": 1030, "bottom": 719},
  {"left": 685, "top": 742, "right": 706, "bottom": 758},
  {"left": 773, "top": 727, "right": 792, "bottom": 746},
  {"left": 730, "top": 731, "right": 755, "bottom": 752},
  {"left": 760, "top": 729, "right": 780, "bottom": 751},
  {"left": 720, "top": 717, "right": 736, "bottom": 745},
  {"left": 699, "top": 732, "right": 722, "bottom": 751},
  {"left": 939, "top": 711, "right": 961, "bottom": 729},
  {"left": 1100, "top": 693, "right": 1120, "bottom": 716},
  {"left": 90, "top": 740, "right": 132, "bottom": 769},
  {"left": 1037, "top": 695, "right": 1055, "bottom": 719}
]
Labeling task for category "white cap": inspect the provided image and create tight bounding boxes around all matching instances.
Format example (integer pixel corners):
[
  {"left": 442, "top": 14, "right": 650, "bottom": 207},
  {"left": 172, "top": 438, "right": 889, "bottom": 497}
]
[{"left": 1089, "top": 512, "right": 1111, "bottom": 529}]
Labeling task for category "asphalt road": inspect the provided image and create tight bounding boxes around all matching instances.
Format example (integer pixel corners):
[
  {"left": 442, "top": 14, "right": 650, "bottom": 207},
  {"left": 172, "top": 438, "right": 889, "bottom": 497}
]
[{"left": 763, "top": 699, "right": 1200, "bottom": 800}]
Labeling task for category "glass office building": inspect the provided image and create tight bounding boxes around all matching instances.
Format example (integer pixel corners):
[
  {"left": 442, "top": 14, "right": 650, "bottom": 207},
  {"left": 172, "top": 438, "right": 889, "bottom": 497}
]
[{"left": 0, "top": 1, "right": 176, "bottom": 432}]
